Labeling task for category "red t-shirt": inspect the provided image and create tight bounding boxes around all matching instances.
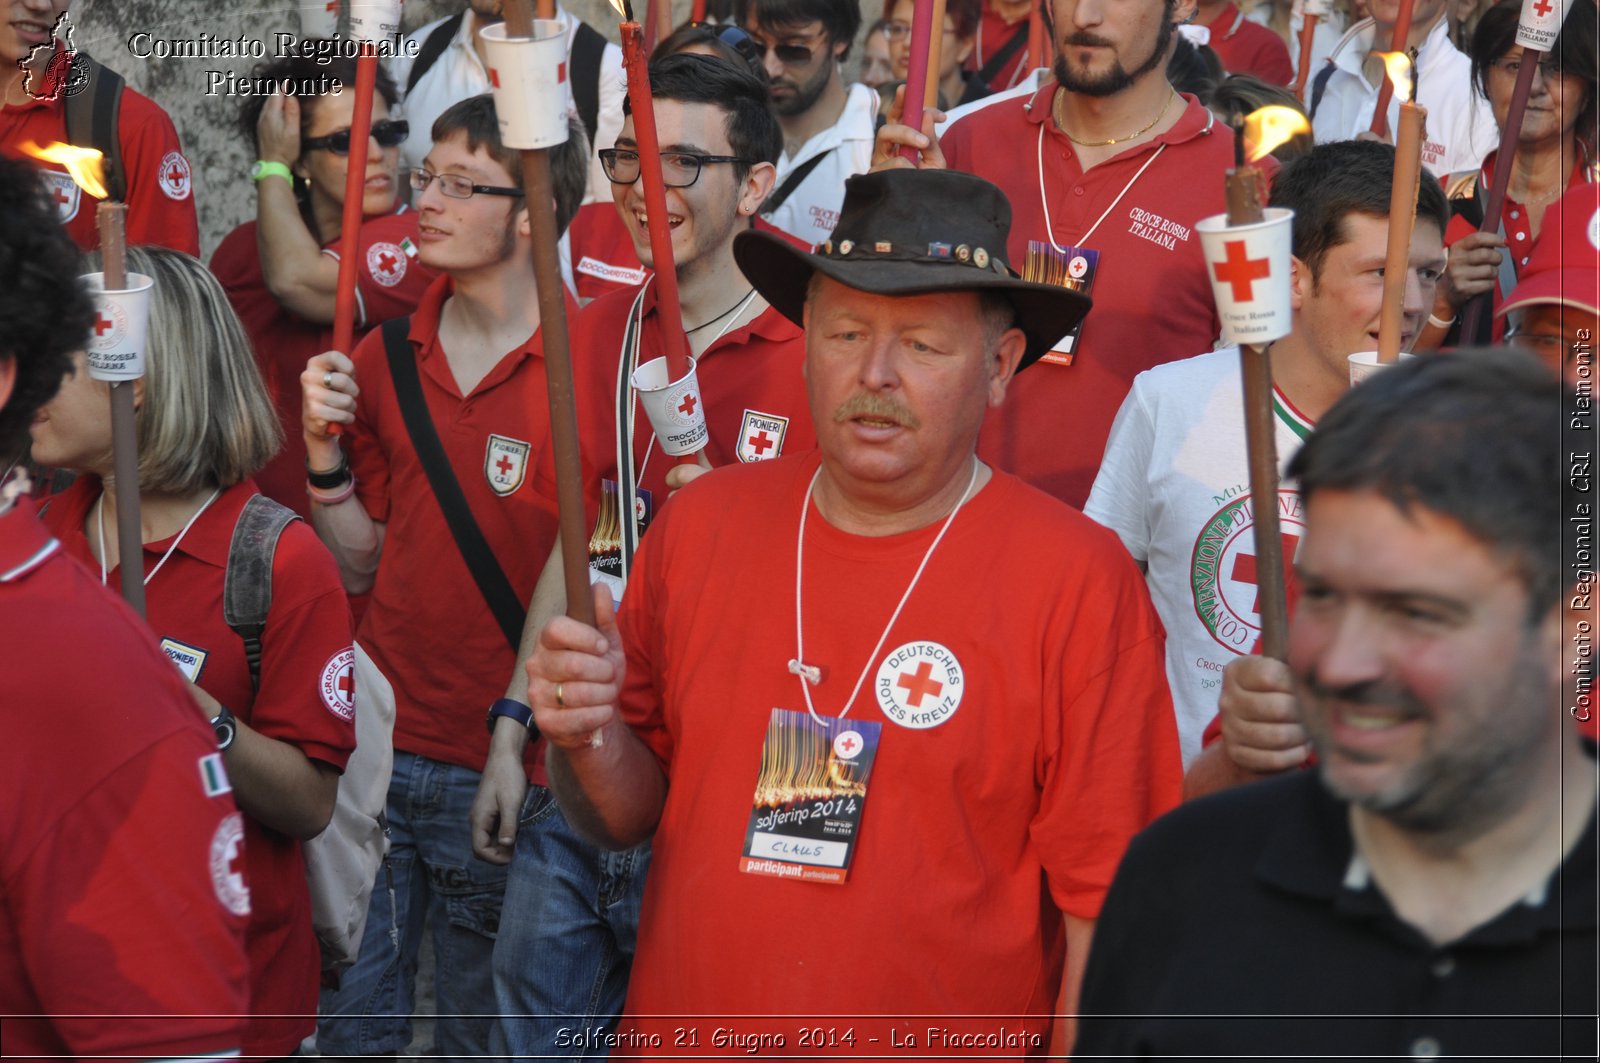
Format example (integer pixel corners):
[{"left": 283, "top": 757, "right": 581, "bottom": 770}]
[
  {"left": 211, "top": 209, "right": 436, "bottom": 521},
  {"left": 942, "top": 88, "right": 1239, "bottom": 508},
  {"left": 43, "top": 478, "right": 356, "bottom": 1058},
  {"left": 967, "top": 3, "right": 1036, "bottom": 94},
  {"left": 0, "top": 500, "right": 248, "bottom": 1059},
  {"left": 0, "top": 80, "right": 200, "bottom": 257},
  {"left": 614, "top": 453, "right": 1182, "bottom": 1046},
  {"left": 568, "top": 200, "right": 647, "bottom": 304},
  {"left": 1205, "top": 4, "right": 1294, "bottom": 86},
  {"left": 346, "top": 273, "right": 573, "bottom": 778},
  {"left": 570, "top": 277, "right": 815, "bottom": 507}
]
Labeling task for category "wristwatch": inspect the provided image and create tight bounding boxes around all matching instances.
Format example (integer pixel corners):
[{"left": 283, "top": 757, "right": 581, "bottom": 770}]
[
  {"left": 486, "top": 697, "right": 533, "bottom": 735},
  {"left": 250, "top": 160, "right": 293, "bottom": 184},
  {"left": 210, "top": 705, "right": 238, "bottom": 751}
]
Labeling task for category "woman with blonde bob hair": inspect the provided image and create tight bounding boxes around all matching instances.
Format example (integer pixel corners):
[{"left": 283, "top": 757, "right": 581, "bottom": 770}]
[{"left": 29, "top": 245, "right": 359, "bottom": 1062}]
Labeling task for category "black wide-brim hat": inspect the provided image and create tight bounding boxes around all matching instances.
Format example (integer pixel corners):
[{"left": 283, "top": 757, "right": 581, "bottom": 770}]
[{"left": 734, "top": 169, "right": 1092, "bottom": 370}]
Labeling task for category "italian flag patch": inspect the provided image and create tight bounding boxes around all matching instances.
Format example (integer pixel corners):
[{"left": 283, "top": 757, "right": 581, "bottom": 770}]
[
  {"left": 199, "top": 752, "right": 232, "bottom": 797},
  {"left": 399, "top": 237, "right": 418, "bottom": 258}
]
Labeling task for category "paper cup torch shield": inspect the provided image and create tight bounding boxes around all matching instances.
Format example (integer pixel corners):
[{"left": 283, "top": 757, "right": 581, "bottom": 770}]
[
  {"left": 479, "top": 21, "right": 572, "bottom": 151},
  {"left": 1196, "top": 208, "right": 1295, "bottom": 347},
  {"left": 1516, "top": 0, "right": 1566, "bottom": 52},
  {"left": 82, "top": 272, "right": 153, "bottom": 381},
  {"left": 632, "top": 355, "right": 709, "bottom": 456},
  {"left": 298, "top": 1, "right": 340, "bottom": 38},
  {"left": 348, "top": 1, "right": 405, "bottom": 44}
]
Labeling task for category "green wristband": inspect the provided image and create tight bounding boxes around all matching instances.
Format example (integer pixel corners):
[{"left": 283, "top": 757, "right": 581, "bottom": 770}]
[{"left": 251, "top": 160, "right": 293, "bottom": 184}]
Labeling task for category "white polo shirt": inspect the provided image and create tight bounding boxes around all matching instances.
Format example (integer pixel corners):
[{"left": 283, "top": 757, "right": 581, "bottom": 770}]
[
  {"left": 762, "top": 81, "right": 879, "bottom": 247},
  {"left": 1311, "top": 17, "right": 1496, "bottom": 177}
]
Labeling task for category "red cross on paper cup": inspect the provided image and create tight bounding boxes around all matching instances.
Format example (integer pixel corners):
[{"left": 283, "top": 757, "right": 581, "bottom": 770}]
[
  {"left": 478, "top": 21, "right": 573, "bottom": 151},
  {"left": 631, "top": 354, "right": 710, "bottom": 457},
  {"left": 82, "top": 271, "right": 154, "bottom": 382},
  {"left": 1516, "top": 0, "right": 1566, "bottom": 52},
  {"left": 1196, "top": 208, "right": 1295, "bottom": 346}
]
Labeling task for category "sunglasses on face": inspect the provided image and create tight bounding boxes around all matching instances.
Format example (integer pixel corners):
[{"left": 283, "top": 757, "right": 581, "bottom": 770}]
[
  {"left": 302, "top": 118, "right": 410, "bottom": 156},
  {"left": 407, "top": 167, "right": 522, "bottom": 199},
  {"left": 741, "top": 27, "right": 828, "bottom": 65},
  {"left": 599, "top": 148, "right": 747, "bottom": 188}
]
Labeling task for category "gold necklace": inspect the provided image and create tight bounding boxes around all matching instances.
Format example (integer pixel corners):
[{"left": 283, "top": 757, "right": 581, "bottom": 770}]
[{"left": 1055, "top": 89, "right": 1176, "bottom": 147}]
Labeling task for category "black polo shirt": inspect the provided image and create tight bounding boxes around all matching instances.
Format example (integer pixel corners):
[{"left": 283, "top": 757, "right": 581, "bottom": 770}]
[{"left": 1076, "top": 756, "right": 1598, "bottom": 1059}]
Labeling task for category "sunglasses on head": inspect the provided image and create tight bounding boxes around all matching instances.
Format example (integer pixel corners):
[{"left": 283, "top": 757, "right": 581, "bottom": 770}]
[{"left": 302, "top": 118, "right": 410, "bottom": 156}]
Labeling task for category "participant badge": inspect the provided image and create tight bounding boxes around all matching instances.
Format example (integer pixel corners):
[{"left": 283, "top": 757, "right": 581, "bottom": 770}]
[
  {"left": 588, "top": 479, "right": 652, "bottom": 604},
  {"left": 1024, "top": 242, "right": 1100, "bottom": 367},
  {"left": 741, "top": 709, "right": 882, "bottom": 885}
]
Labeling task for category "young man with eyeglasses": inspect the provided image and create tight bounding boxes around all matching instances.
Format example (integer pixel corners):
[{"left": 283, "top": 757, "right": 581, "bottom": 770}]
[
  {"left": 469, "top": 52, "right": 817, "bottom": 1059},
  {"left": 214, "top": 53, "right": 436, "bottom": 521},
  {"left": 300, "top": 92, "right": 589, "bottom": 1060},
  {"left": 736, "top": 0, "right": 877, "bottom": 245}
]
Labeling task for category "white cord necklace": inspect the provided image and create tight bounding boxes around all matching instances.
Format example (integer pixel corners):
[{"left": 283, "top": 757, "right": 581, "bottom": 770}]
[
  {"left": 788, "top": 459, "right": 981, "bottom": 725},
  {"left": 1036, "top": 112, "right": 1167, "bottom": 253},
  {"left": 97, "top": 487, "right": 221, "bottom": 588}
]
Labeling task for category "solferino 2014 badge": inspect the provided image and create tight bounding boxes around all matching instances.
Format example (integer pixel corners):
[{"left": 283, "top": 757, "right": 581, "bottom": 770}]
[{"left": 741, "top": 709, "right": 882, "bottom": 884}]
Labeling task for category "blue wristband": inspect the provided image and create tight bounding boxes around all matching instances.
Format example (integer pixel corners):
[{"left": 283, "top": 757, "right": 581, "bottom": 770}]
[{"left": 486, "top": 697, "right": 533, "bottom": 735}]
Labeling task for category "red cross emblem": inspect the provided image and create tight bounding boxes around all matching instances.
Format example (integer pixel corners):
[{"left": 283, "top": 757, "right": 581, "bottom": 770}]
[
  {"left": 897, "top": 661, "right": 944, "bottom": 708},
  {"left": 489, "top": 67, "right": 501, "bottom": 88},
  {"left": 338, "top": 669, "right": 355, "bottom": 700},
  {"left": 496, "top": 454, "right": 514, "bottom": 475},
  {"left": 677, "top": 393, "right": 698, "bottom": 417},
  {"left": 1534, "top": 0, "right": 1554, "bottom": 15},
  {"left": 1212, "top": 239, "right": 1272, "bottom": 302},
  {"left": 1229, "top": 531, "right": 1302, "bottom": 614},
  {"left": 377, "top": 251, "right": 398, "bottom": 273},
  {"left": 52, "top": 183, "right": 71, "bottom": 206},
  {"left": 166, "top": 162, "right": 185, "bottom": 188},
  {"left": 746, "top": 429, "right": 774, "bottom": 456},
  {"left": 93, "top": 313, "right": 113, "bottom": 337},
  {"left": 325, "top": 0, "right": 338, "bottom": 12},
  {"left": 838, "top": 733, "right": 859, "bottom": 753}
]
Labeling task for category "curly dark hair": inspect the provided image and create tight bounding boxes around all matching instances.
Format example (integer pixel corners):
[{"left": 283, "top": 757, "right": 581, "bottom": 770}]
[{"left": 0, "top": 158, "right": 95, "bottom": 458}]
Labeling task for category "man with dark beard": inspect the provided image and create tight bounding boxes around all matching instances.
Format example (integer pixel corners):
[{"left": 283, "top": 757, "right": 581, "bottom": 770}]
[
  {"left": 878, "top": 0, "right": 1240, "bottom": 511},
  {"left": 738, "top": 0, "right": 876, "bottom": 246}
]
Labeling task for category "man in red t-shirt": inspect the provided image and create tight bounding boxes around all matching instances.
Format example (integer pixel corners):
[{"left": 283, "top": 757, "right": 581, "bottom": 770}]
[
  {"left": 1196, "top": 0, "right": 1293, "bottom": 84},
  {"left": 0, "top": 156, "right": 246, "bottom": 1060},
  {"left": 300, "top": 95, "right": 589, "bottom": 1058},
  {"left": 472, "top": 53, "right": 817, "bottom": 1057},
  {"left": 529, "top": 168, "right": 1181, "bottom": 1055},
  {"left": 881, "top": 0, "right": 1240, "bottom": 509},
  {"left": 0, "top": 5, "right": 199, "bottom": 256},
  {"left": 968, "top": 0, "right": 1042, "bottom": 94}
]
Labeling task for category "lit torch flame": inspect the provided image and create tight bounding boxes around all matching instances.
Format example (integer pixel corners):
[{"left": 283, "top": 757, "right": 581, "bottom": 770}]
[
  {"left": 21, "top": 141, "right": 108, "bottom": 199},
  {"left": 1242, "top": 106, "right": 1312, "bottom": 163},
  {"left": 606, "top": 0, "right": 632, "bottom": 18},
  {"left": 1378, "top": 50, "right": 1415, "bottom": 105}
]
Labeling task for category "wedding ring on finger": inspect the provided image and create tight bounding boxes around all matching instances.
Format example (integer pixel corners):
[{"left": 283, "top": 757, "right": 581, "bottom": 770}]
[
  {"left": 323, "top": 370, "right": 335, "bottom": 389},
  {"left": 555, "top": 681, "right": 565, "bottom": 708}
]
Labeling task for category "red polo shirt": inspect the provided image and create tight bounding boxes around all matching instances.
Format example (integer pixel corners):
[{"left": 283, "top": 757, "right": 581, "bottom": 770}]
[
  {"left": 967, "top": 3, "right": 1036, "bottom": 94},
  {"left": 570, "top": 274, "right": 815, "bottom": 507},
  {"left": 212, "top": 209, "right": 435, "bottom": 521},
  {"left": 569, "top": 200, "right": 647, "bottom": 303},
  {"left": 1204, "top": 3, "right": 1294, "bottom": 86},
  {"left": 346, "top": 273, "right": 576, "bottom": 780},
  {"left": 942, "top": 87, "right": 1241, "bottom": 507},
  {"left": 43, "top": 477, "right": 355, "bottom": 1060},
  {"left": 1, "top": 80, "right": 200, "bottom": 256},
  {"left": 1, "top": 500, "right": 248, "bottom": 1061}
]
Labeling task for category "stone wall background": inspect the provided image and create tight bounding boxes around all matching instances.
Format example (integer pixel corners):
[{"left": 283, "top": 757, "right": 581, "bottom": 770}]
[{"left": 65, "top": 0, "right": 703, "bottom": 259}]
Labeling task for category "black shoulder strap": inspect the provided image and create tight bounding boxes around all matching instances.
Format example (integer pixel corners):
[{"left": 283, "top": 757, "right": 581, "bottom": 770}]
[
  {"left": 406, "top": 14, "right": 465, "bottom": 96},
  {"left": 1308, "top": 61, "right": 1337, "bottom": 121},
  {"left": 759, "top": 150, "right": 831, "bottom": 216},
  {"left": 977, "top": 22, "right": 1030, "bottom": 85},
  {"left": 223, "top": 494, "right": 298, "bottom": 693},
  {"left": 571, "top": 21, "right": 607, "bottom": 149},
  {"left": 381, "top": 317, "right": 525, "bottom": 651},
  {"left": 63, "top": 52, "right": 127, "bottom": 203}
]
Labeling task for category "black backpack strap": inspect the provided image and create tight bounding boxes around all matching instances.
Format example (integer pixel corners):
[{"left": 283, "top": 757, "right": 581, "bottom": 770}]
[
  {"left": 1308, "top": 61, "right": 1337, "bottom": 121},
  {"left": 381, "top": 317, "right": 526, "bottom": 651},
  {"left": 63, "top": 52, "right": 126, "bottom": 203},
  {"left": 570, "top": 21, "right": 607, "bottom": 150},
  {"left": 406, "top": 13, "right": 465, "bottom": 96},
  {"left": 977, "top": 22, "right": 1030, "bottom": 85},
  {"left": 759, "top": 150, "right": 832, "bottom": 217},
  {"left": 223, "top": 494, "right": 299, "bottom": 694}
]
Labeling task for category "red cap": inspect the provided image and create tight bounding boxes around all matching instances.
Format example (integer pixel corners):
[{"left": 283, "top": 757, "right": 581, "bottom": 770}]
[{"left": 1498, "top": 182, "right": 1600, "bottom": 319}]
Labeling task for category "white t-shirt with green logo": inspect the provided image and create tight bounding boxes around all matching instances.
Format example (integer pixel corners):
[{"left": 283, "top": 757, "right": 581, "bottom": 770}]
[{"left": 1086, "top": 347, "right": 1314, "bottom": 765}]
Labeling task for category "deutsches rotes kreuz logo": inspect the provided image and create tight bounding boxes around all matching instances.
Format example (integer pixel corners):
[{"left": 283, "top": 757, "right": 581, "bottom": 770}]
[
  {"left": 1190, "top": 488, "right": 1306, "bottom": 652},
  {"left": 485, "top": 434, "right": 531, "bottom": 495},
  {"left": 875, "top": 640, "right": 964, "bottom": 729}
]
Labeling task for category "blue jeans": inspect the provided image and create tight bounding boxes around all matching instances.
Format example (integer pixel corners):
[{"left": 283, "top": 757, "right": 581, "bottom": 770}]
[
  {"left": 491, "top": 785, "right": 652, "bottom": 1059},
  {"left": 317, "top": 751, "right": 519, "bottom": 1060}
]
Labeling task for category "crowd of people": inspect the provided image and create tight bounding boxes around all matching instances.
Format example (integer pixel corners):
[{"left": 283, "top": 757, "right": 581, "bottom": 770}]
[{"left": 2, "top": 0, "right": 1595, "bottom": 1058}]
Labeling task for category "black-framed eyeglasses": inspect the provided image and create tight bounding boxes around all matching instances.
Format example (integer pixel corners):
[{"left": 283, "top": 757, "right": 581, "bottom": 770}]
[
  {"left": 302, "top": 118, "right": 409, "bottom": 156},
  {"left": 1492, "top": 55, "right": 1565, "bottom": 79},
  {"left": 741, "top": 27, "right": 828, "bottom": 65},
  {"left": 599, "top": 148, "right": 747, "bottom": 188},
  {"left": 407, "top": 167, "right": 523, "bottom": 199}
]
